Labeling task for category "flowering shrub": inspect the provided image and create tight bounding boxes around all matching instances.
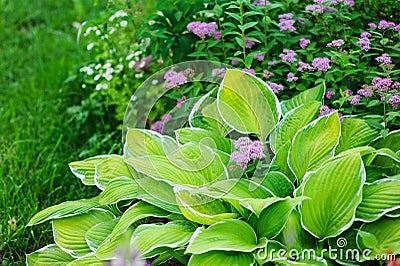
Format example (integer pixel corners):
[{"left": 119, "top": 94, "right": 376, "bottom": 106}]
[{"left": 27, "top": 69, "right": 400, "bottom": 265}]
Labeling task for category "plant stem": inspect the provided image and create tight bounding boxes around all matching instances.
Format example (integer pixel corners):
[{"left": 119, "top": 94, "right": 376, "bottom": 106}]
[
  {"left": 203, "top": 38, "right": 211, "bottom": 59},
  {"left": 239, "top": 0, "right": 247, "bottom": 64}
]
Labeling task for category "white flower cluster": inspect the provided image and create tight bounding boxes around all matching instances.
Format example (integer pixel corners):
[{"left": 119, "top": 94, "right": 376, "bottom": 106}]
[{"left": 80, "top": 60, "right": 124, "bottom": 91}]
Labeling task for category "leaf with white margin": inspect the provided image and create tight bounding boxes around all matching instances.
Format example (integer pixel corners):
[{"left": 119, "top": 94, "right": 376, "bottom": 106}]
[
  {"left": 288, "top": 112, "right": 340, "bottom": 182},
  {"left": 131, "top": 220, "right": 197, "bottom": 258},
  {"left": 94, "top": 155, "right": 133, "bottom": 190},
  {"left": 371, "top": 129, "right": 400, "bottom": 152},
  {"left": 69, "top": 155, "right": 115, "bottom": 186},
  {"left": 254, "top": 240, "right": 287, "bottom": 264},
  {"left": 270, "top": 101, "right": 320, "bottom": 153},
  {"left": 108, "top": 201, "right": 170, "bottom": 240},
  {"left": 357, "top": 217, "right": 400, "bottom": 257},
  {"left": 26, "top": 244, "right": 74, "bottom": 265},
  {"left": 95, "top": 227, "right": 135, "bottom": 260},
  {"left": 124, "top": 128, "right": 166, "bottom": 158},
  {"left": 280, "top": 83, "right": 325, "bottom": 115},
  {"left": 53, "top": 209, "right": 115, "bottom": 258},
  {"left": 299, "top": 154, "right": 365, "bottom": 239},
  {"left": 240, "top": 197, "right": 285, "bottom": 218},
  {"left": 85, "top": 218, "right": 119, "bottom": 251},
  {"left": 99, "top": 177, "right": 139, "bottom": 205},
  {"left": 185, "top": 219, "right": 267, "bottom": 254},
  {"left": 248, "top": 197, "right": 306, "bottom": 238},
  {"left": 188, "top": 251, "right": 255, "bottom": 266},
  {"left": 67, "top": 254, "right": 105, "bottom": 266},
  {"left": 270, "top": 141, "right": 296, "bottom": 182},
  {"left": 260, "top": 171, "right": 295, "bottom": 197},
  {"left": 335, "top": 118, "right": 379, "bottom": 155},
  {"left": 356, "top": 178, "right": 400, "bottom": 222},
  {"left": 28, "top": 197, "right": 100, "bottom": 226},
  {"left": 273, "top": 258, "right": 328, "bottom": 266},
  {"left": 217, "top": 69, "right": 280, "bottom": 139},
  {"left": 175, "top": 186, "right": 238, "bottom": 225}
]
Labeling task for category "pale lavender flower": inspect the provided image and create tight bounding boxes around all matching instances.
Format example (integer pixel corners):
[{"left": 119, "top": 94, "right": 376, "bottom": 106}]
[
  {"left": 368, "top": 22, "right": 377, "bottom": 28},
  {"left": 372, "top": 77, "right": 393, "bottom": 91},
  {"left": 243, "top": 68, "right": 256, "bottom": 75},
  {"left": 287, "top": 72, "right": 298, "bottom": 82},
  {"left": 268, "top": 81, "right": 284, "bottom": 93},
  {"left": 375, "top": 54, "right": 391, "bottom": 65},
  {"left": 348, "top": 95, "right": 361, "bottom": 105},
  {"left": 164, "top": 70, "right": 187, "bottom": 89},
  {"left": 230, "top": 137, "right": 264, "bottom": 170},
  {"left": 377, "top": 20, "right": 396, "bottom": 29},
  {"left": 392, "top": 82, "right": 400, "bottom": 89},
  {"left": 176, "top": 96, "right": 186, "bottom": 108},
  {"left": 357, "top": 37, "right": 371, "bottom": 51},
  {"left": 254, "top": 53, "right": 265, "bottom": 61},
  {"left": 312, "top": 57, "right": 331, "bottom": 72},
  {"left": 231, "top": 59, "right": 239, "bottom": 65},
  {"left": 297, "top": 17, "right": 307, "bottom": 25},
  {"left": 326, "top": 91, "right": 335, "bottom": 99},
  {"left": 212, "top": 68, "right": 226, "bottom": 78},
  {"left": 150, "top": 113, "right": 172, "bottom": 133},
  {"left": 135, "top": 55, "right": 152, "bottom": 72},
  {"left": 300, "top": 38, "right": 311, "bottom": 49},
  {"left": 388, "top": 95, "right": 400, "bottom": 108},
  {"left": 279, "top": 49, "right": 297, "bottom": 63},
  {"left": 278, "top": 13, "right": 296, "bottom": 31},
  {"left": 252, "top": 0, "right": 270, "bottom": 6},
  {"left": 343, "top": 89, "right": 353, "bottom": 96},
  {"left": 327, "top": 39, "right": 344, "bottom": 48},
  {"left": 245, "top": 36, "right": 256, "bottom": 49},
  {"left": 297, "top": 60, "right": 314, "bottom": 72},
  {"left": 319, "top": 105, "right": 331, "bottom": 116},
  {"left": 263, "top": 70, "right": 274, "bottom": 79},
  {"left": 187, "top": 21, "right": 221, "bottom": 39},
  {"left": 361, "top": 31, "right": 371, "bottom": 38},
  {"left": 357, "top": 88, "right": 373, "bottom": 97},
  {"left": 268, "top": 60, "right": 277, "bottom": 65},
  {"left": 396, "top": 24, "right": 400, "bottom": 32}
]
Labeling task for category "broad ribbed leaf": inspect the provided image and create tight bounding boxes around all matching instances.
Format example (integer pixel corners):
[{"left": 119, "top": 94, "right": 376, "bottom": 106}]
[
  {"left": 217, "top": 69, "right": 280, "bottom": 139},
  {"left": 299, "top": 154, "right": 365, "bottom": 239},
  {"left": 94, "top": 156, "right": 133, "bottom": 190},
  {"left": 67, "top": 255, "right": 105, "bottom": 266},
  {"left": 356, "top": 179, "right": 400, "bottom": 222},
  {"left": 124, "top": 128, "right": 165, "bottom": 158},
  {"left": 357, "top": 218, "right": 400, "bottom": 257},
  {"left": 240, "top": 197, "right": 284, "bottom": 217},
  {"left": 26, "top": 244, "right": 74, "bottom": 265},
  {"left": 176, "top": 128, "right": 232, "bottom": 154},
  {"left": 188, "top": 251, "right": 254, "bottom": 266},
  {"left": 270, "top": 141, "right": 296, "bottom": 182},
  {"left": 386, "top": 208, "right": 400, "bottom": 218},
  {"left": 69, "top": 155, "right": 114, "bottom": 186},
  {"left": 96, "top": 227, "right": 135, "bottom": 260},
  {"left": 108, "top": 201, "right": 170, "bottom": 239},
  {"left": 131, "top": 221, "right": 197, "bottom": 258},
  {"left": 175, "top": 187, "right": 238, "bottom": 225},
  {"left": 288, "top": 112, "right": 340, "bottom": 181},
  {"left": 249, "top": 197, "right": 306, "bottom": 238},
  {"left": 53, "top": 209, "right": 115, "bottom": 257},
  {"left": 28, "top": 197, "right": 99, "bottom": 226},
  {"left": 99, "top": 177, "right": 139, "bottom": 205},
  {"left": 281, "top": 83, "right": 325, "bottom": 115},
  {"left": 371, "top": 129, "right": 400, "bottom": 152},
  {"left": 335, "top": 118, "right": 379, "bottom": 154},
  {"left": 329, "top": 227, "right": 363, "bottom": 265},
  {"left": 186, "top": 219, "right": 266, "bottom": 254},
  {"left": 270, "top": 101, "right": 320, "bottom": 153},
  {"left": 85, "top": 218, "right": 119, "bottom": 251},
  {"left": 261, "top": 171, "right": 295, "bottom": 197}
]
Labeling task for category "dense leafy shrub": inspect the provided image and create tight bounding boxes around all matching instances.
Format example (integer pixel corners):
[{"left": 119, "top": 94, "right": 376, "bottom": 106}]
[{"left": 27, "top": 69, "right": 400, "bottom": 265}]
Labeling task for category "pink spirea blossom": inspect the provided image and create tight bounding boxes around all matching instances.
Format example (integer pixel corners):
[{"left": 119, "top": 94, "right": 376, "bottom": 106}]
[
  {"left": 396, "top": 24, "right": 400, "bottom": 32},
  {"left": 231, "top": 59, "right": 239, "bottom": 65},
  {"left": 176, "top": 96, "right": 186, "bottom": 108},
  {"left": 372, "top": 77, "right": 393, "bottom": 91},
  {"left": 297, "top": 60, "right": 314, "bottom": 72},
  {"left": 358, "top": 88, "right": 373, "bottom": 97},
  {"left": 263, "top": 70, "right": 274, "bottom": 79},
  {"left": 299, "top": 38, "right": 311, "bottom": 49},
  {"left": 343, "top": 89, "right": 353, "bottom": 96},
  {"left": 243, "top": 68, "right": 256, "bottom": 75},
  {"left": 187, "top": 22, "right": 221, "bottom": 39},
  {"left": 297, "top": 17, "right": 307, "bottom": 25},
  {"left": 279, "top": 49, "right": 297, "bottom": 63},
  {"left": 368, "top": 23, "right": 377, "bottom": 28},
  {"left": 164, "top": 70, "right": 187, "bottom": 89},
  {"left": 312, "top": 57, "right": 331, "bottom": 72},
  {"left": 212, "top": 68, "right": 226, "bottom": 78},
  {"left": 287, "top": 72, "right": 298, "bottom": 82},
  {"left": 375, "top": 54, "right": 392, "bottom": 65},
  {"left": 319, "top": 105, "right": 343, "bottom": 121},
  {"left": 361, "top": 31, "right": 371, "bottom": 38},
  {"left": 254, "top": 53, "right": 265, "bottom": 61},
  {"left": 348, "top": 95, "right": 361, "bottom": 105},
  {"left": 327, "top": 39, "right": 344, "bottom": 48},
  {"left": 252, "top": 0, "right": 270, "bottom": 6},
  {"left": 135, "top": 55, "right": 152, "bottom": 72},
  {"left": 150, "top": 113, "right": 172, "bottom": 133},
  {"left": 388, "top": 95, "right": 400, "bottom": 108},
  {"left": 244, "top": 36, "right": 256, "bottom": 49},
  {"left": 268, "top": 81, "right": 284, "bottom": 93},
  {"left": 326, "top": 91, "right": 335, "bottom": 99},
  {"left": 229, "top": 137, "right": 264, "bottom": 170},
  {"left": 357, "top": 37, "right": 371, "bottom": 51},
  {"left": 268, "top": 61, "right": 277, "bottom": 65},
  {"left": 377, "top": 20, "right": 396, "bottom": 29},
  {"left": 278, "top": 13, "right": 296, "bottom": 31}
]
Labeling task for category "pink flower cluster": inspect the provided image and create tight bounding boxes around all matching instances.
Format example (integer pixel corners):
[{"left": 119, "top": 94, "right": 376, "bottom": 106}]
[
  {"left": 299, "top": 38, "right": 311, "bottom": 49},
  {"left": 164, "top": 70, "right": 188, "bottom": 89},
  {"left": 243, "top": 68, "right": 256, "bottom": 75},
  {"left": 252, "top": 0, "right": 270, "bottom": 6},
  {"left": 278, "top": 13, "right": 296, "bottom": 32},
  {"left": 298, "top": 57, "right": 331, "bottom": 72},
  {"left": 150, "top": 113, "right": 172, "bottom": 133},
  {"left": 268, "top": 81, "right": 284, "bottom": 93},
  {"left": 212, "top": 68, "right": 226, "bottom": 78},
  {"left": 245, "top": 36, "right": 256, "bottom": 49},
  {"left": 325, "top": 91, "right": 335, "bottom": 99},
  {"left": 327, "top": 39, "right": 344, "bottom": 48},
  {"left": 263, "top": 70, "right": 274, "bottom": 79},
  {"left": 176, "top": 96, "right": 186, "bottom": 108},
  {"left": 388, "top": 95, "right": 400, "bottom": 108},
  {"left": 253, "top": 53, "right": 265, "bottom": 61},
  {"left": 187, "top": 22, "right": 221, "bottom": 39},
  {"left": 319, "top": 105, "right": 343, "bottom": 121},
  {"left": 287, "top": 72, "right": 298, "bottom": 82},
  {"left": 229, "top": 137, "right": 264, "bottom": 170},
  {"left": 279, "top": 49, "right": 297, "bottom": 63},
  {"left": 375, "top": 54, "right": 392, "bottom": 65}
]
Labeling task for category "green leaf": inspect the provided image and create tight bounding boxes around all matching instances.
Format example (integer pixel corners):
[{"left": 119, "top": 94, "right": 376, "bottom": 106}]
[
  {"left": 67, "top": 255, "right": 105, "bottom": 266},
  {"left": 186, "top": 219, "right": 266, "bottom": 254},
  {"left": 357, "top": 231, "right": 378, "bottom": 249},
  {"left": 95, "top": 227, "right": 135, "bottom": 260},
  {"left": 371, "top": 129, "right": 400, "bottom": 153},
  {"left": 335, "top": 118, "right": 379, "bottom": 154},
  {"left": 217, "top": 69, "right": 280, "bottom": 139},
  {"left": 270, "top": 142, "right": 296, "bottom": 182},
  {"left": 238, "top": 21, "right": 259, "bottom": 32},
  {"left": 288, "top": 112, "right": 341, "bottom": 181},
  {"left": 124, "top": 128, "right": 166, "bottom": 158},
  {"left": 175, "top": 187, "right": 238, "bottom": 225},
  {"left": 356, "top": 178, "right": 400, "bottom": 222},
  {"left": 299, "top": 154, "right": 365, "bottom": 239},
  {"left": 270, "top": 101, "right": 320, "bottom": 153},
  {"left": 281, "top": 83, "right": 325, "bottom": 115},
  {"left": 85, "top": 218, "right": 118, "bottom": 251},
  {"left": 26, "top": 244, "right": 74, "bottom": 265},
  {"left": 249, "top": 197, "right": 306, "bottom": 238},
  {"left": 260, "top": 171, "right": 295, "bottom": 197},
  {"left": 357, "top": 218, "right": 400, "bottom": 257},
  {"left": 240, "top": 197, "right": 285, "bottom": 217},
  {"left": 99, "top": 177, "right": 139, "bottom": 205},
  {"left": 94, "top": 155, "right": 133, "bottom": 190},
  {"left": 188, "top": 251, "right": 254, "bottom": 266},
  {"left": 53, "top": 209, "right": 115, "bottom": 257},
  {"left": 131, "top": 221, "right": 197, "bottom": 258},
  {"left": 28, "top": 197, "right": 100, "bottom": 226},
  {"left": 69, "top": 155, "right": 115, "bottom": 186},
  {"left": 109, "top": 201, "right": 170, "bottom": 240}
]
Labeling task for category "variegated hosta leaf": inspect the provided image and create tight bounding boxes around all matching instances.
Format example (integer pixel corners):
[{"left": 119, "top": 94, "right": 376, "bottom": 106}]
[
  {"left": 67, "top": 254, "right": 105, "bottom": 266},
  {"left": 26, "top": 244, "right": 74, "bottom": 265},
  {"left": 299, "top": 154, "right": 365, "bottom": 239},
  {"left": 280, "top": 83, "right": 325, "bottom": 115},
  {"left": 248, "top": 197, "right": 306, "bottom": 239},
  {"left": 288, "top": 112, "right": 340, "bottom": 182},
  {"left": 124, "top": 128, "right": 166, "bottom": 158},
  {"left": 240, "top": 197, "right": 286, "bottom": 218},
  {"left": 131, "top": 221, "right": 197, "bottom": 258},
  {"left": 188, "top": 251, "right": 255, "bottom": 266},
  {"left": 99, "top": 177, "right": 139, "bottom": 205},
  {"left": 260, "top": 171, "right": 295, "bottom": 197},
  {"left": 371, "top": 129, "right": 400, "bottom": 153},
  {"left": 357, "top": 218, "right": 400, "bottom": 257},
  {"left": 217, "top": 69, "right": 280, "bottom": 139},
  {"left": 52, "top": 209, "right": 115, "bottom": 258},
  {"left": 272, "top": 258, "right": 328, "bottom": 266},
  {"left": 270, "top": 141, "right": 296, "bottom": 182},
  {"left": 270, "top": 101, "right": 320, "bottom": 153},
  {"left": 94, "top": 155, "right": 133, "bottom": 190},
  {"left": 108, "top": 201, "right": 170, "bottom": 240},
  {"left": 69, "top": 155, "right": 116, "bottom": 186},
  {"left": 328, "top": 227, "right": 364, "bottom": 265},
  {"left": 95, "top": 227, "right": 135, "bottom": 260},
  {"left": 335, "top": 118, "right": 379, "bottom": 155},
  {"left": 186, "top": 219, "right": 267, "bottom": 254},
  {"left": 175, "top": 187, "right": 238, "bottom": 225},
  {"left": 27, "top": 196, "right": 100, "bottom": 226},
  {"left": 356, "top": 178, "right": 400, "bottom": 222},
  {"left": 85, "top": 218, "right": 119, "bottom": 252}
]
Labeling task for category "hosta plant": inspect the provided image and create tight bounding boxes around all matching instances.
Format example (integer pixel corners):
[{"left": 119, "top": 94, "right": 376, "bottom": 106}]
[{"left": 27, "top": 69, "right": 400, "bottom": 265}]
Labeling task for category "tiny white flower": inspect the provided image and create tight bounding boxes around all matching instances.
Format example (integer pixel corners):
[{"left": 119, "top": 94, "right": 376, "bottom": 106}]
[
  {"left": 86, "top": 68, "right": 94, "bottom": 75},
  {"left": 115, "top": 10, "right": 128, "bottom": 17},
  {"left": 102, "top": 83, "right": 109, "bottom": 89},
  {"left": 94, "top": 74, "right": 101, "bottom": 81},
  {"left": 152, "top": 79, "right": 159, "bottom": 85},
  {"left": 82, "top": 84, "right": 87, "bottom": 88},
  {"left": 131, "top": 95, "right": 137, "bottom": 101},
  {"left": 120, "top": 20, "right": 128, "bottom": 27},
  {"left": 87, "top": 43, "right": 94, "bottom": 50},
  {"left": 135, "top": 56, "right": 140, "bottom": 61},
  {"left": 156, "top": 11, "right": 164, "bottom": 16},
  {"left": 109, "top": 15, "right": 115, "bottom": 22},
  {"left": 95, "top": 64, "right": 102, "bottom": 70},
  {"left": 139, "top": 61, "right": 146, "bottom": 68},
  {"left": 116, "top": 64, "right": 124, "bottom": 72},
  {"left": 105, "top": 68, "right": 114, "bottom": 75},
  {"left": 134, "top": 51, "right": 143, "bottom": 56},
  {"left": 148, "top": 20, "right": 156, "bottom": 26},
  {"left": 109, "top": 27, "right": 116, "bottom": 35},
  {"left": 126, "top": 53, "right": 134, "bottom": 61},
  {"left": 135, "top": 73, "right": 143, "bottom": 78},
  {"left": 95, "top": 84, "right": 102, "bottom": 90},
  {"left": 95, "top": 30, "right": 101, "bottom": 35},
  {"left": 103, "top": 63, "right": 111, "bottom": 69},
  {"left": 128, "top": 61, "right": 136, "bottom": 68},
  {"left": 103, "top": 73, "right": 113, "bottom": 81}
]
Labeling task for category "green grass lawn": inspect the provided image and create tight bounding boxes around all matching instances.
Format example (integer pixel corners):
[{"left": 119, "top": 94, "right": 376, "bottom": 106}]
[{"left": 0, "top": 0, "right": 109, "bottom": 264}]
